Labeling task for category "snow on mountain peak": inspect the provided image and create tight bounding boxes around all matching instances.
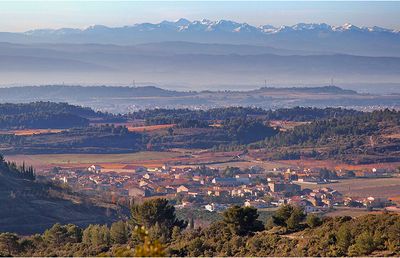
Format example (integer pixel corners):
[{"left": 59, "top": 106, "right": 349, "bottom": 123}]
[{"left": 22, "top": 19, "right": 398, "bottom": 37}]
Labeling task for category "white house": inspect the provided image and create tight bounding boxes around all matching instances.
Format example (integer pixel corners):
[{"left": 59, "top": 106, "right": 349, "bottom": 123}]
[{"left": 88, "top": 165, "right": 102, "bottom": 174}]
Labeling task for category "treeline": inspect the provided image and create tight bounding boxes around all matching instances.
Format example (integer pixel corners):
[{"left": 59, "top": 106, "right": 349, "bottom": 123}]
[
  {"left": 263, "top": 107, "right": 362, "bottom": 122},
  {"left": 0, "top": 113, "right": 89, "bottom": 129},
  {"left": 133, "top": 107, "right": 267, "bottom": 125},
  {"left": 1, "top": 199, "right": 400, "bottom": 257},
  {"left": 146, "top": 118, "right": 276, "bottom": 150},
  {"left": 130, "top": 107, "right": 359, "bottom": 125},
  {"left": 0, "top": 102, "right": 122, "bottom": 129},
  {"left": 222, "top": 118, "right": 277, "bottom": 144},
  {"left": 0, "top": 102, "right": 98, "bottom": 117},
  {"left": 0, "top": 154, "right": 35, "bottom": 180}
]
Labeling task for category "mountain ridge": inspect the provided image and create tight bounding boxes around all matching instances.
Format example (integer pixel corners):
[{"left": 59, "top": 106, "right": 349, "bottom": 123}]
[
  {"left": 1, "top": 19, "right": 399, "bottom": 57},
  {"left": 23, "top": 19, "right": 400, "bottom": 35}
]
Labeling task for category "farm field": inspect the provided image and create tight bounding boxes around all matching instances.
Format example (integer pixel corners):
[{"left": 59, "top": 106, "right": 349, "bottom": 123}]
[
  {"left": 91, "top": 122, "right": 175, "bottom": 132},
  {"left": 6, "top": 149, "right": 400, "bottom": 174},
  {"left": 298, "top": 177, "right": 400, "bottom": 199},
  {"left": 5, "top": 151, "right": 182, "bottom": 168},
  {"left": 208, "top": 160, "right": 289, "bottom": 170},
  {"left": 282, "top": 158, "right": 400, "bottom": 171},
  {"left": 0, "top": 129, "right": 64, "bottom": 136},
  {"left": 324, "top": 207, "right": 383, "bottom": 217},
  {"left": 126, "top": 124, "right": 175, "bottom": 132},
  {"left": 5, "top": 150, "right": 294, "bottom": 172}
]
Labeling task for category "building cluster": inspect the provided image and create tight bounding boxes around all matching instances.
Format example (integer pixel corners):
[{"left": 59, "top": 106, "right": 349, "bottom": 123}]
[{"left": 44, "top": 164, "right": 396, "bottom": 214}]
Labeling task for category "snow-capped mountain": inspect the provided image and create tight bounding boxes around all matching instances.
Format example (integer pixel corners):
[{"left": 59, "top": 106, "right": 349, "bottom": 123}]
[
  {"left": 23, "top": 19, "right": 398, "bottom": 35},
  {"left": 1, "top": 19, "right": 399, "bottom": 56}
]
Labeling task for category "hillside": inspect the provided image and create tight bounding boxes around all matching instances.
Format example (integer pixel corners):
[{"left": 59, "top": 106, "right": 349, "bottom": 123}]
[
  {"left": 0, "top": 155, "right": 121, "bottom": 234},
  {"left": 2, "top": 200, "right": 400, "bottom": 257},
  {"left": 257, "top": 109, "right": 400, "bottom": 164},
  {"left": 0, "top": 102, "right": 121, "bottom": 129}
]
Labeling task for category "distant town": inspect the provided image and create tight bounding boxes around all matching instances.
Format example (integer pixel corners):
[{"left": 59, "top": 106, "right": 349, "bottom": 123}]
[{"left": 46, "top": 161, "right": 400, "bottom": 216}]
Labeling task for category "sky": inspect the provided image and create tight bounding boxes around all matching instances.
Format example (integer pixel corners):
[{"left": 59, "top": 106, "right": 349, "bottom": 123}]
[{"left": 0, "top": 1, "right": 399, "bottom": 32}]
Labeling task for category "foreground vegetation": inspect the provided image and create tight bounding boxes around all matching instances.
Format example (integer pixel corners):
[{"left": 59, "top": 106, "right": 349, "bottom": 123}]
[{"left": 1, "top": 198, "right": 400, "bottom": 257}]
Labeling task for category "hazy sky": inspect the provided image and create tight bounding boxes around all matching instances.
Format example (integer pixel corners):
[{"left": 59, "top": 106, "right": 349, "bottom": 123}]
[{"left": 1, "top": 1, "right": 399, "bottom": 32}]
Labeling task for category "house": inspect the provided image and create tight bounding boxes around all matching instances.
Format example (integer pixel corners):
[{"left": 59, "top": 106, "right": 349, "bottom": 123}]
[
  {"left": 205, "top": 203, "right": 227, "bottom": 212},
  {"left": 296, "top": 177, "right": 321, "bottom": 184},
  {"left": 303, "top": 205, "right": 325, "bottom": 214},
  {"left": 128, "top": 186, "right": 152, "bottom": 198},
  {"left": 268, "top": 182, "right": 301, "bottom": 193},
  {"left": 208, "top": 188, "right": 230, "bottom": 197},
  {"left": 176, "top": 185, "right": 190, "bottom": 193},
  {"left": 235, "top": 174, "right": 251, "bottom": 184},
  {"left": 212, "top": 177, "right": 240, "bottom": 186},
  {"left": 244, "top": 200, "right": 269, "bottom": 209},
  {"left": 364, "top": 196, "right": 389, "bottom": 208},
  {"left": 147, "top": 167, "right": 162, "bottom": 173},
  {"left": 268, "top": 181, "right": 286, "bottom": 192},
  {"left": 143, "top": 173, "right": 152, "bottom": 180},
  {"left": 88, "top": 165, "right": 102, "bottom": 174}
]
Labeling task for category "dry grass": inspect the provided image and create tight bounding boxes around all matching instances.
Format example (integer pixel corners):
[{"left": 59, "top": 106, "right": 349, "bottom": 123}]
[
  {"left": 299, "top": 177, "right": 400, "bottom": 199},
  {"left": 383, "top": 133, "right": 400, "bottom": 139},
  {"left": 126, "top": 124, "right": 175, "bottom": 132},
  {"left": 6, "top": 151, "right": 181, "bottom": 167},
  {"left": 325, "top": 207, "right": 383, "bottom": 217},
  {"left": 282, "top": 159, "right": 400, "bottom": 171},
  {"left": 0, "top": 129, "right": 63, "bottom": 136}
]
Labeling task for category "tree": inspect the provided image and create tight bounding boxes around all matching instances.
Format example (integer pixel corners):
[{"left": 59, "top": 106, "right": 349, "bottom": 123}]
[
  {"left": 272, "top": 205, "right": 305, "bottom": 230},
  {"left": 348, "top": 232, "right": 375, "bottom": 256},
  {"left": 265, "top": 217, "right": 275, "bottom": 230},
  {"left": 133, "top": 226, "right": 165, "bottom": 257},
  {"left": 82, "top": 224, "right": 110, "bottom": 247},
  {"left": 336, "top": 223, "right": 354, "bottom": 255},
  {"left": 43, "top": 223, "right": 68, "bottom": 246},
  {"left": 222, "top": 205, "right": 264, "bottom": 236},
  {"left": 387, "top": 220, "right": 400, "bottom": 253},
  {"left": 110, "top": 221, "right": 128, "bottom": 244},
  {"left": 306, "top": 214, "right": 322, "bottom": 228},
  {"left": 272, "top": 205, "right": 294, "bottom": 227},
  {"left": 0, "top": 233, "right": 19, "bottom": 256},
  {"left": 286, "top": 207, "right": 305, "bottom": 231},
  {"left": 130, "top": 198, "right": 186, "bottom": 230}
]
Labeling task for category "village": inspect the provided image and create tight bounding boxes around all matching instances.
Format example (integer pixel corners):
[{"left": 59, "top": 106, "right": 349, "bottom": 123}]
[{"left": 43, "top": 161, "right": 400, "bottom": 215}]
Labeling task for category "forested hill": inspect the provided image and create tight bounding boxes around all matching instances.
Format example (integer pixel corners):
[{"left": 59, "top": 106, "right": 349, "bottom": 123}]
[
  {"left": 131, "top": 106, "right": 361, "bottom": 125},
  {"left": 257, "top": 109, "right": 400, "bottom": 164},
  {"left": 0, "top": 154, "right": 120, "bottom": 234},
  {"left": 0, "top": 102, "right": 119, "bottom": 129},
  {"left": 0, "top": 102, "right": 99, "bottom": 117}
]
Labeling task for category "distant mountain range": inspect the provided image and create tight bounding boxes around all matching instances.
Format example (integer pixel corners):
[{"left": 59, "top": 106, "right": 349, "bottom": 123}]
[
  {"left": 0, "top": 41, "right": 399, "bottom": 86},
  {"left": 1, "top": 19, "right": 400, "bottom": 57}
]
